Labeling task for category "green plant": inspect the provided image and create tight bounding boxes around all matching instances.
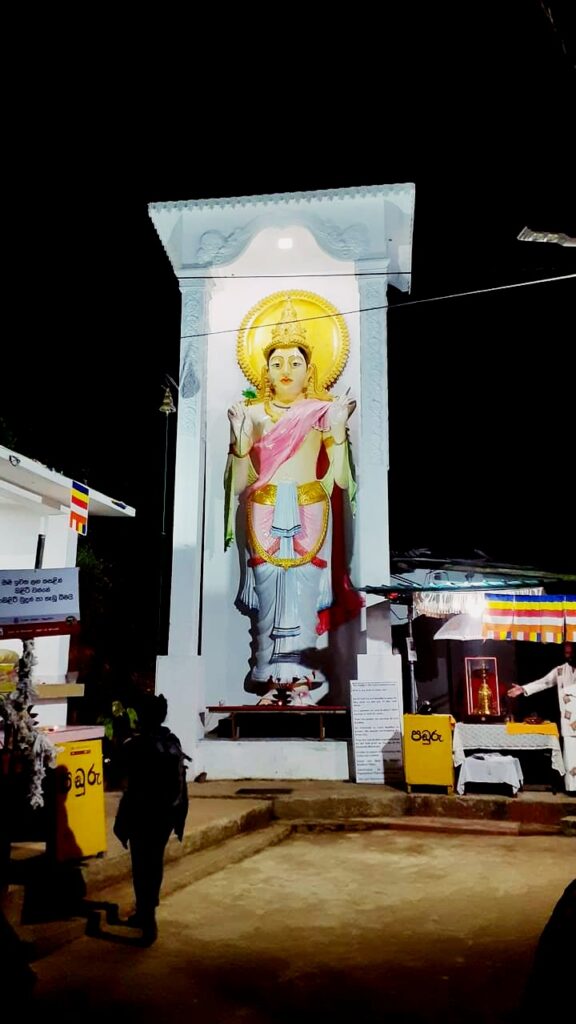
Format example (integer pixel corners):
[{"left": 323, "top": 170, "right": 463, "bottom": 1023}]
[
  {"left": 97, "top": 700, "right": 138, "bottom": 742},
  {"left": 96, "top": 700, "right": 138, "bottom": 789}
]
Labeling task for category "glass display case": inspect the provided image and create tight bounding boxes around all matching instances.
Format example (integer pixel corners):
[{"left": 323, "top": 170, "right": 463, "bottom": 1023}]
[{"left": 464, "top": 656, "right": 501, "bottom": 720}]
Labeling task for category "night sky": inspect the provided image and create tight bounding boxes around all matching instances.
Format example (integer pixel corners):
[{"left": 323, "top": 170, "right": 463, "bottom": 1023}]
[{"left": 3, "top": 3, "right": 575, "bottom": 673}]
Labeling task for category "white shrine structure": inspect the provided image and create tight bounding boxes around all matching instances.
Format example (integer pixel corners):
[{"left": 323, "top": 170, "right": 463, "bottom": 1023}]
[
  {"left": 149, "top": 184, "right": 416, "bottom": 779},
  {"left": 0, "top": 445, "right": 136, "bottom": 726}
]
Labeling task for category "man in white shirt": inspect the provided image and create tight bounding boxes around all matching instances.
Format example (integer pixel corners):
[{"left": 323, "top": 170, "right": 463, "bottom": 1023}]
[{"left": 508, "top": 642, "right": 576, "bottom": 792}]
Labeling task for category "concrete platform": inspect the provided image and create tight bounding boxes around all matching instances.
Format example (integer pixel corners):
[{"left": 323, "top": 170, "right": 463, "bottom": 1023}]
[
  {"left": 189, "top": 778, "right": 576, "bottom": 830},
  {"left": 4, "top": 779, "right": 574, "bottom": 960}
]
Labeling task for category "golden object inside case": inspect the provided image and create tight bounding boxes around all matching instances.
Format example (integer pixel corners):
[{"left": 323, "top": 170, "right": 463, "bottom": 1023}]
[{"left": 475, "top": 664, "right": 495, "bottom": 716}]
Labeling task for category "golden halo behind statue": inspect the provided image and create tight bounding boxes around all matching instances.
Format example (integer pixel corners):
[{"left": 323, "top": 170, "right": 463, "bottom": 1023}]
[{"left": 237, "top": 290, "right": 349, "bottom": 397}]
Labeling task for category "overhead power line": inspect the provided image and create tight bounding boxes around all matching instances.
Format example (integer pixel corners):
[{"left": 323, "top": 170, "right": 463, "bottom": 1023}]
[{"left": 179, "top": 273, "right": 576, "bottom": 341}]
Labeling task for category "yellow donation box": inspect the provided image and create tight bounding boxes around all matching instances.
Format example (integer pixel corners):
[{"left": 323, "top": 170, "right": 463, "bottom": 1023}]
[
  {"left": 403, "top": 714, "right": 455, "bottom": 793},
  {"left": 53, "top": 732, "right": 107, "bottom": 861}
]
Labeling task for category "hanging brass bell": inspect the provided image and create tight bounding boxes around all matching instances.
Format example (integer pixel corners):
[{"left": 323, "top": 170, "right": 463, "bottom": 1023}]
[{"left": 159, "top": 386, "right": 176, "bottom": 415}]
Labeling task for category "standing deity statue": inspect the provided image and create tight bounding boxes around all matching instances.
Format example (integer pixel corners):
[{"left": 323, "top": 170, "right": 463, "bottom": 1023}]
[{"left": 224, "top": 293, "right": 358, "bottom": 706}]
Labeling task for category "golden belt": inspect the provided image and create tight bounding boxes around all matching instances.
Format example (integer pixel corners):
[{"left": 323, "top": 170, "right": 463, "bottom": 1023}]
[
  {"left": 247, "top": 480, "right": 329, "bottom": 568},
  {"left": 251, "top": 481, "right": 326, "bottom": 506}
]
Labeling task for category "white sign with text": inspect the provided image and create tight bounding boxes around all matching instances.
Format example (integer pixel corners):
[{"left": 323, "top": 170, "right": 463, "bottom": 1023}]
[
  {"left": 350, "top": 681, "right": 403, "bottom": 784},
  {"left": 0, "top": 568, "right": 79, "bottom": 623}
]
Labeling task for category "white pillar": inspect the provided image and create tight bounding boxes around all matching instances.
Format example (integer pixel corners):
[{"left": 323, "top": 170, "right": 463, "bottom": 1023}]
[
  {"left": 354, "top": 260, "right": 403, "bottom": 732},
  {"left": 355, "top": 259, "right": 391, "bottom": 590},
  {"left": 156, "top": 277, "right": 213, "bottom": 758}
]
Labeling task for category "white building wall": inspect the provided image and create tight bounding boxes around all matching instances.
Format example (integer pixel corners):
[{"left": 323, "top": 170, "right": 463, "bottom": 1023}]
[{"left": 0, "top": 506, "right": 77, "bottom": 726}]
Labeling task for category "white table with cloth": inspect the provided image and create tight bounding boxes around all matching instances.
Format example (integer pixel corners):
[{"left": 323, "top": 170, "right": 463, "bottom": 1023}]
[
  {"left": 452, "top": 723, "right": 565, "bottom": 783},
  {"left": 456, "top": 753, "right": 524, "bottom": 794}
]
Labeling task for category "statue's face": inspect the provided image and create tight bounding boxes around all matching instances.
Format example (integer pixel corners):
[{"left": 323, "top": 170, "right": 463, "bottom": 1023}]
[{"left": 267, "top": 347, "right": 309, "bottom": 402}]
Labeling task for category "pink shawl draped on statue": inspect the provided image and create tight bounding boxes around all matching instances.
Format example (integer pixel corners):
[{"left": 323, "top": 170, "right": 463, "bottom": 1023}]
[
  {"left": 246, "top": 399, "right": 332, "bottom": 497},
  {"left": 239, "top": 395, "right": 363, "bottom": 632}
]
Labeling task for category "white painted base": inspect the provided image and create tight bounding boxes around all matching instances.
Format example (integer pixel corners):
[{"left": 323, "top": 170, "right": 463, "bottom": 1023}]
[{"left": 196, "top": 738, "right": 351, "bottom": 780}]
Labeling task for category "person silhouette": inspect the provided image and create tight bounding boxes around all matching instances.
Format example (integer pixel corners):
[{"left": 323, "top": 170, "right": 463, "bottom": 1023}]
[{"left": 113, "top": 694, "right": 189, "bottom": 944}]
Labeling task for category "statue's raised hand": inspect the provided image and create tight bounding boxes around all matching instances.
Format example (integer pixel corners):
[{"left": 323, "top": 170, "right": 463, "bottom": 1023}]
[
  {"left": 227, "top": 402, "right": 247, "bottom": 442},
  {"left": 329, "top": 390, "right": 355, "bottom": 441}
]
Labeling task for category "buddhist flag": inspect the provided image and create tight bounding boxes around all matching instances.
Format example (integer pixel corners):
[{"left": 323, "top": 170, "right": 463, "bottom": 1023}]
[
  {"left": 482, "top": 593, "right": 570, "bottom": 644},
  {"left": 482, "top": 594, "right": 514, "bottom": 640},
  {"left": 69, "top": 481, "right": 89, "bottom": 536},
  {"left": 565, "top": 596, "right": 576, "bottom": 643},
  {"left": 510, "top": 594, "right": 564, "bottom": 644}
]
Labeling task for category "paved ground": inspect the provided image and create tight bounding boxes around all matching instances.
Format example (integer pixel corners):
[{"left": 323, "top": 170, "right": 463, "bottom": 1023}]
[{"left": 29, "top": 829, "right": 574, "bottom": 1023}]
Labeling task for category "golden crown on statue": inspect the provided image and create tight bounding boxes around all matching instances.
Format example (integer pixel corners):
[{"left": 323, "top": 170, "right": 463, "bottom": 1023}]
[{"left": 262, "top": 297, "right": 313, "bottom": 362}]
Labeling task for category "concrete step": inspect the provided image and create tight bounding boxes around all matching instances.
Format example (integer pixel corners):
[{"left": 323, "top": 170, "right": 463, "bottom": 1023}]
[
  {"left": 290, "top": 816, "right": 566, "bottom": 837},
  {"left": 87, "top": 798, "right": 273, "bottom": 893},
  {"left": 408, "top": 792, "right": 575, "bottom": 828},
  {"left": 95, "top": 822, "right": 292, "bottom": 907},
  {"left": 11, "top": 822, "right": 291, "bottom": 961},
  {"left": 269, "top": 787, "right": 575, "bottom": 828},
  {"left": 273, "top": 790, "right": 408, "bottom": 820}
]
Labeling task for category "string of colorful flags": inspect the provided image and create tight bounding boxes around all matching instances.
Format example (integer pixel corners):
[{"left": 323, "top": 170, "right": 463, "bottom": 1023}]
[{"left": 482, "top": 594, "right": 576, "bottom": 643}]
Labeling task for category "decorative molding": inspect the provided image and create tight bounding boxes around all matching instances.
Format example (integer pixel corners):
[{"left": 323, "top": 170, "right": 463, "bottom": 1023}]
[
  {"left": 150, "top": 186, "right": 415, "bottom": 272},
  {"left": 312, "top": 219, "right": 369, "bottom": 261},
  {"left": 181, "top": 284, "right": 204, "bottom": 341},
  {"left": 149, "top": 182, "right": 415, "bottom": 214},
  {"left": 193, "top": 227, "right": 253, "bottom": 267},
  {"left": 187, "top": 215, "right": 375, "bottom": 269},
  {"left": 358, "top": 273, "right": 388, "bottom": 466},
  {"left": 179, "top": 282, "right": 210, "bottom": 430}
]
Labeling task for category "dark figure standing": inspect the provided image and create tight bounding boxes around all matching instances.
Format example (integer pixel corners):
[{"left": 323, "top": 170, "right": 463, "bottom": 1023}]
[
  {"left": 113, "top": 694, "right": 189, "bottom": 944},
  {"left": 522, "top": 878, "right": 575, "bottom": 1012}
]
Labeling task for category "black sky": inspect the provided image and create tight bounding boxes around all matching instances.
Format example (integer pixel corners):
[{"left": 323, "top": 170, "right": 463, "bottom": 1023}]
[{"left": 3, "top": 2, "right": 575, "bottom": 669}]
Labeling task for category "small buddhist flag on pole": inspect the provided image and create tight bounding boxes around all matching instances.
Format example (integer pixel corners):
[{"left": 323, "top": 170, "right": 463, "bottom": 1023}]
[{"left": 70, "top": 481, "right": 90, "bottom": 536}]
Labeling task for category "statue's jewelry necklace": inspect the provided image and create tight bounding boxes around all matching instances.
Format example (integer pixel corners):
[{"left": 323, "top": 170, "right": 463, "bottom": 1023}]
[{"left": 264, "top": 398, "right": 295, "bottom": 423}]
